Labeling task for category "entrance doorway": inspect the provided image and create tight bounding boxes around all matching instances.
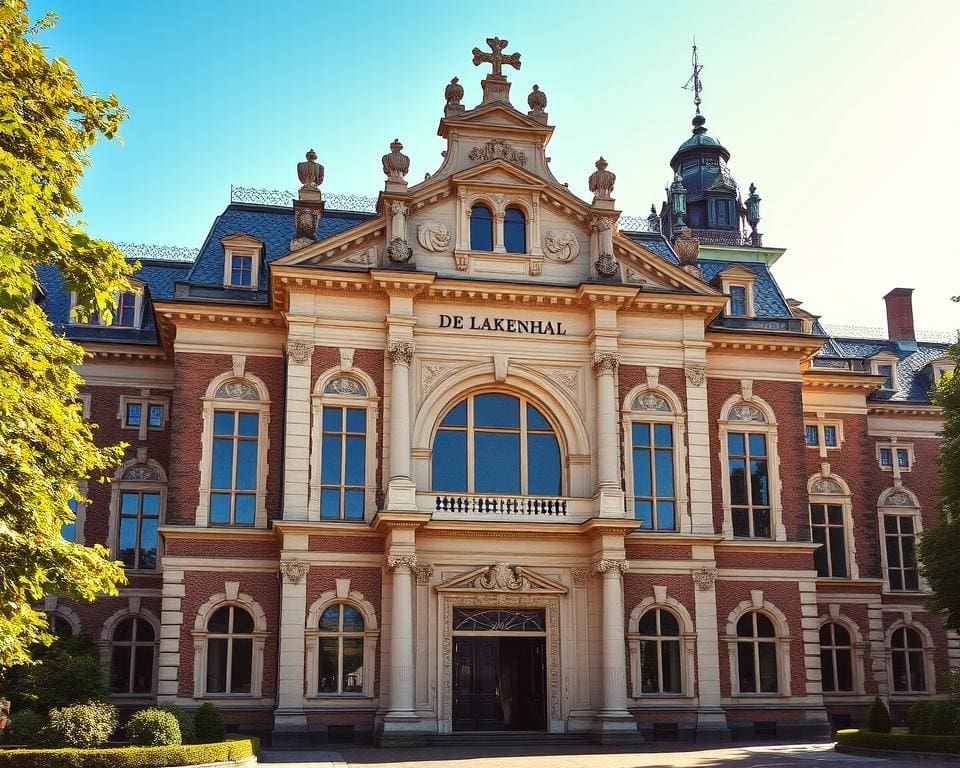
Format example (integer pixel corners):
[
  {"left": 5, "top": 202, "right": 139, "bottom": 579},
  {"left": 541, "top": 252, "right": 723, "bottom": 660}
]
[{"left": 453, "top": 636, "right": 546, "bottom": 731}]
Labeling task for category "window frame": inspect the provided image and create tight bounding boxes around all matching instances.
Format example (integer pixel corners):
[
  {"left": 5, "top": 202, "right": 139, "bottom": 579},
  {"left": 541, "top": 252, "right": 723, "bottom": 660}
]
[
  {"left": 878, "top": 488, "right": 924, "bottom": 593},
  {"left": 627, "top": 596, "right": 695, "bottom": 700},
  {"left": 192, "top": 593, "right": 267, "bottom": 700},
  {"left": 69, "top": 282, "right": 145, "bottom": 328},
  {"left": 108, "top": 615, "right": 159, "bottom": 697},
  {"left": 315, "top": 602, "right": 367, "bottom": 696},
  {"left": 718, "top": 266, "right": 757, "bottom": 319},
  {"left": 888, "top": 623, "right": 934, "bottom": 696},
  {"left": 305, "top": 590, "right": 380, "bottom": 701},
  {"left": 503, "top": 206, "right": 527, "bottom": 254},
  {"left": 807, "top": 474, "right": 859, "bottom": 580},
  {"left": 803, "top": 415, "right": 845, "bottom": 458},
  {"left": 818, "top": 618, "right": 860, "bottom": 696},
  {"left": 108, "top": 459, "right": 166, "bottom": 573},
  {"left": 724, "top": 603, "right": 791, "bottom": 697},
  {"left": 61, "top": 480, "right": 87, "bottom": 544},
  {"left": 468, "top": 203, "right": 495, "bottom": 252},
  {"left": 221, "top": 234, "right": 263, "bottom": 289},
  {"left": 870, "top": 354, "right": 899, "bottom": 391},
  {"left": 876, "top": 440, "right": 913, "bottom": 476},
  {"left": 118, "top": 394, "right": 169, "bottom": 440}
]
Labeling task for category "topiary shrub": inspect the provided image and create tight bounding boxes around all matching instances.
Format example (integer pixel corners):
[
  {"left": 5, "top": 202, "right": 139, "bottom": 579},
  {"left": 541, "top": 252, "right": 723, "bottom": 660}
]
[
  {"left": 158, "top": 702, "right": 196, "bottom": 744},
  {"left": 5, "top": 709, "right": 45, "bottom": 745},
  {"left": 927, "top": 701, "right": 960, "bottom": 735},
  {"left": 867, "top": 695, "right": 892, "bottom": 733},
  {"left": 908, "top": 700, "right": 933, "bottom": 734},
  {"left": 44, "top": 700, "right": 117, "bottom": 748},
  {"left": 124, "top": 708, "right": 181, "bottom": 746},
  {"left": 194, "top": 702, "right": 225, "bottom": 743}
]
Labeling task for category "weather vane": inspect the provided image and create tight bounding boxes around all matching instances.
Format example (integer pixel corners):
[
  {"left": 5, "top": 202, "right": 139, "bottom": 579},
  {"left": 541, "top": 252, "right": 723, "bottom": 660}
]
[{"left": 682, "top": 37, "right": 704, "bottom": 115}]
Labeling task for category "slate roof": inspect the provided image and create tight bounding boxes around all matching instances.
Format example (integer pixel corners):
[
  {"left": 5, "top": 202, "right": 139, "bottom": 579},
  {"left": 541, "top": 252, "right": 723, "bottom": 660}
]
[{"left": 698, "top": 259, "right": 791, "bottom": 317}]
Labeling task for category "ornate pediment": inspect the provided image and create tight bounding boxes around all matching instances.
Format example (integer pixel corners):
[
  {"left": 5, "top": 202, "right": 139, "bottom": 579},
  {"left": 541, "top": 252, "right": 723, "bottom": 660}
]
[{"left": 437, "top": 562, "right": 567, "bottom": 594}]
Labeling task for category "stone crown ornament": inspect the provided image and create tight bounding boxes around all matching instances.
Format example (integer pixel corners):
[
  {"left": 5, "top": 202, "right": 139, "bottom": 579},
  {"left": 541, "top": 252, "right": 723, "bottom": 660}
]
[
  {"left": 588, "top": 157, "right": 616, "bottom": 201},
  {"left": 527, "top": 84, "right": 547, "bottom": 123},
  {"left": 444, "top": 76, "right": 465, "bottom": 115},
  {"left": 382, "top": 139, "right": 410, "bottom": 182},
  {"left": 297, "top": 149, "right": 323, "bottom": 191}
]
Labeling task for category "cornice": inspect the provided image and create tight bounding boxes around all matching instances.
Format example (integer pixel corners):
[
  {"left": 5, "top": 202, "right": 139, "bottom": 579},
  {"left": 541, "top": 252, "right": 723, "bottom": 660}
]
[
  {"left": 715, "top": 539, "right": 821, "bottom": 554},
  {"left": 158, "top": 525, "right": 277, "bottom": 542},
  {"left": 868, "top": 403, "right": 942, "bottom": 417},
  {"left": 273, "top": 520, "right": 382, "bottom": 538},
  {"left": 81, "top": 343, "right": 169, "bottom": 362},
  {"left": 802, "top": 370, "right": 884, "bottom": 392},
  {"left": 706, "top": 329, "right": 825, "bottom": 356}
]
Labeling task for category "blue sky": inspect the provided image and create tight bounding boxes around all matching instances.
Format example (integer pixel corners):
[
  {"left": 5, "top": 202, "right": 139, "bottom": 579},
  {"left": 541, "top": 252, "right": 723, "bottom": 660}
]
[{"left": 37, "top": 0, "right": 959, "bottom": 332}]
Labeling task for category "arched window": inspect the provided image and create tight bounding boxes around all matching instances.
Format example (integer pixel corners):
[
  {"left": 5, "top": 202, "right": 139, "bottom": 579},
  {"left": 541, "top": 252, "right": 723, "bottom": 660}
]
[
  {"left": 470, "top": 204, "right": 494, "bottom": 251},
  {"left": 627, "top": 392, "right": 681, "bottom": 531},
  {"left": 317, "top": 603, "right": 365, "bottom": 695},
  {"left": 808, "top": 475, "right": 857, "bottom": 579},
  {"left": 879, "top": 489, "right": 921, "bottom": 591},
  {"left": 736, "top": 611, "right": 778, "bottom": 693},
  {"left": 110, "top": 616, "right": 156, "bottom": 695},
  {"left": 50, "top": 613, "right": 75, "bottom": 638},
  {"left": 820, "top": 622, "right": 853, "bottom": 693},
  {"left": 637, "top": 608, "right": 681, "bottom": 694},
  {"left": 503, "top": 207, "right": 526, "bottom": 253},
  {"left": 205, "top": 605, "right": 254, "bottom": 694},
  {"left": 111, "top": 461, "right": 165, "bottom": 572},
  {"left": 431, "top": 393, "right": 561, "bottom": 495},
  {"left": 891, "top": 626, "right": 927, "bottom": 692}
]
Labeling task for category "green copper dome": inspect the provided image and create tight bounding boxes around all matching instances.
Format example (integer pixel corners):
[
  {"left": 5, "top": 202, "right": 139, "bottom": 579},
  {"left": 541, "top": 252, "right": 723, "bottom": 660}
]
[{"left": 671, "top": 114, "right": 730, "bottom": 166}]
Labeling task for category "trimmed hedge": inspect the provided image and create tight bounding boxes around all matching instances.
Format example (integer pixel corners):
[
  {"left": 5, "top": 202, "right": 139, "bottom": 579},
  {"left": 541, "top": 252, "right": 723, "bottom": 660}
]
[
  {"left": 124, "top": 709, "right": 181, "bottom": 747},
  {"left": 837, "top": 729, "right": 960, "bottom": 756},
  {"left": 194, "top": 703, "right": 225, "bottom": 743},
  {"left": 0, "top": 736, "right": 259, "bottom": 768}
]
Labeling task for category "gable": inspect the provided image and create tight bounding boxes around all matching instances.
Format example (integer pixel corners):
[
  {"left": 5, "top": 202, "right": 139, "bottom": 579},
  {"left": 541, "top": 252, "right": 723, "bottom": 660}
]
[{"left": 437, "top": 562, "right": 567, "bottom": 594}]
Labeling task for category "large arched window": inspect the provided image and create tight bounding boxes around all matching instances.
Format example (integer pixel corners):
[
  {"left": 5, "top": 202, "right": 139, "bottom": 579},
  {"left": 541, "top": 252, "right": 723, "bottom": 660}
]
[
  {"left": 110, "top": 616, "right": 156, "bottom": 695},
  {"left": 891, "top": 626, "right": 927, "bottom": 692},
  {"left": 317, "top": 603, "right": 365, "bottom": 695},
  {"left": 110, "top": 460, "right": 165, "bottom": 572},
  {"left": 205, "top": 605, "right": 254, "bottom": 694},
  {"left": 819, "top": 621, "right": 853, "bottom": 693},
  {"left": 503, "top": 206, "right": 526, "bottom": 253},
  {"left": 879, "top": 489, "right": 922, "bottom": 592},
  {"left": 808, "top": 474, "right": 857, "bottom": 579},
  {"left": 637, "top": 608, "right": 682, "bottom": 694},
  {"left": 736, "top": 611, "right": 778, "bottom": 693},
  {"left": 431, "top": 393, "right": 561, "bottom": 495},
  {"left": 469, "top": 204, "right": 494, "bottom": 251},
  {"left": 625, "top": 391, "right": 683, "bottom": 531}
]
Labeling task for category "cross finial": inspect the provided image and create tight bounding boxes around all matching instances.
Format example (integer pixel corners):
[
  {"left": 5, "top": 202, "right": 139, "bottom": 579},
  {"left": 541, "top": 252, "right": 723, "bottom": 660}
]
[
  {"left": 682, "top": 37, "right": 704, "bottom": 115},
  {"left": 472, "top": 37, "right": 521, "bottom": 78}
]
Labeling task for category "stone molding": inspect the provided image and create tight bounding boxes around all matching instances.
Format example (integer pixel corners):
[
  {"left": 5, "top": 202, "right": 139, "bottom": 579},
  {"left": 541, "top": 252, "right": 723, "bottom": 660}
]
[
  {"left": 279, "top": 559, "right": 309, "bottom": 585},
  {"left": 412, "top": 563, "right": 435, "bottom": 585},
  {"left": 571, "top": 567, "right": 595, "bottom": 586}
]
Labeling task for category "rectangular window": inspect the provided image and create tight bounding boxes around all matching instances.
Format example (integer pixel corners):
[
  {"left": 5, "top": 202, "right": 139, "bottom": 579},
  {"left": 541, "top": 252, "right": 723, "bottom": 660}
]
[
  {"left": 118, "top": 490, "right": 160, "bottom": 570},
  {"left": 210, "top": 410, "right": 259, "bottom": 526},
  {"left": 879, "top": 448, "right": 892, "bottom": 467},
  {"left": 896, "top": 448, "right": 910, "bottom": 468},
  {"left": 231, "top": 254, "right": 253, "bottom": 287},
  {"left": 148, "top": 404, "right": 164, "bottom": 428},
  {"left": 823, "top": 425, "right": 838, "bottom": 447},
  {"left": 319, "top": 406, "right": 367, "bottom": 521},
  {"left": 884, "top": 514, "right": 919, "bottom": 591},
  {"left": 125, "top": 402, "right": 142, "bottom": 427},
  {"left": 877, "top": 364, "right": 895, "bottom": 390},
  {"left": 729, "top": 286, "right": 747, "bottom": 317},
  {"left": 631, "top": 422, "right": 677, "bottom": 531},
  {"left": 810, "top": 504, "right": 848, "bottom": 578},
  {"left": 805, "top": 425, "right": 818, "bottom": 446},
  {"left": 61, "top": 498, "right": 78, "bottom": 542},
  {"left": 728, "top": 432, "right": 770, "bottom": 538},
  {"left": 113, "top": 291, "right": 137, "bottom": 327}
]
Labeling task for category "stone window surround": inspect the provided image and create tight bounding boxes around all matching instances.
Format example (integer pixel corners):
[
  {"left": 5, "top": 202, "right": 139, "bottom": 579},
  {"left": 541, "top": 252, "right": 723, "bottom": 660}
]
[
  {"left": 118, "top": 392, "right": 170, "bottom": 440},
  {"left": 309, "top": 368, "right": 380, "bottom": 524},
  {"left": 722, "top": 596, "right": 793, "bottom": 698},
  {"left": 870, "top": 353, "right": 900, "bottom": 391},
  {"left": 817, "top": 612, "right": 867, "bottom": 698},
  {"left": 931, "top": 357, "right": 956, "bottom": 383},
  {"left": 877, "top": 487, "right": 926, "bottom": 594},
  {"left": 191, "top": 586, "right": 269, "bottom": 701},
  {"left": 807, "top": 472, "right": 860, "bottom": 580},
  {"left": 626, "top": 593, "right": 696, "bottom": 701},
  {"left": 459, "top": 192, "right": 540, "bottom": 256},
  {"left": 621, "top": 383, "right": 690, "bottom": 534},
  {"left": 106, "top": 457, "right": 167, "bottom": 574},
  {"left": 717, "top": 393, "right": 786, "bottom": 541},
  {"left": 63, "top": 478, "right": 89, "bottom": 545},
  {"left": 99, "top": 605, "right": 161, "bottom": 699},
  {"left": 803, "top": 413, "right": 845, "bottom": 457},
  {"left": 718, "top": 268, "right": 756, "bottom": 319},
  {"left": 69, "top": 281, "right": 145, "bottom": 328},
  {"left": 195, "top": 371, "right": 272, "bottom": 529},
  {"left": 885, "top": 618, "right": 937, "bottom": 698},
  {"left": 221, "top": 234, "right": 263, "bottom": 290},
  {"left": 304, "top": 588, "right": 380, "bottom": 703},
  {"left": 43, "top": 596, "right": 82, "bottom": 637},
  {"left": 876, "top": 438, "right": 914, "bottom": 475}
]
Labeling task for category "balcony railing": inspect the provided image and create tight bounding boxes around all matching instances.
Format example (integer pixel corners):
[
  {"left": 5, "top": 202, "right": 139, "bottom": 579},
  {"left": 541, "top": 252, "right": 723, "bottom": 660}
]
[{"left": 433, "top": 494, "right": 568, "bottom": 516}]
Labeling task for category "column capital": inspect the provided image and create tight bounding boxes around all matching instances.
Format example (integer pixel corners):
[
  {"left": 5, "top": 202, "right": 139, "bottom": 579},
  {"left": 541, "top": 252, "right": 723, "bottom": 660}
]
[
  {"left": 592, "top": 351, "right": 621, "bottom": 376},
  {"left": 279, "top": 559, "right": 310, "bottom": 585},
  {"left": 692, "top": 567, "right": 717, "bottom": 591},
  {"left": 387, "top": 339, "right": 416, "bottom": 366},
  {"left": 286, "top": 338, "right": 313, "bottom": 366},
  {"left": 571, "top": 567, "right": 595, "bottom": 586},
  {"left": 684, "top": 363, "right": 707, "bottom": 388},
  {"left": 593, "top": 558, "right": 628, "bottom": 574},
  {"left": 386, "top": 553, "right": 418, "bottom": 572},
  {"left": 412, "top": 563, "right": 435, "bottom": 585}
]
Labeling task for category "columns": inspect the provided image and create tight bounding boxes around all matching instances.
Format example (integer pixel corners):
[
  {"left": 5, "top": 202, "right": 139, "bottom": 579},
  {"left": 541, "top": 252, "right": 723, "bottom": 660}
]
[
  {"left": 283, "top": 337, "right": 314, "bottom": 520},
  {"left": 274, "top": 553, "right": 310, "bottom": 739},
  {"left": 380, "top": 553, "right": 424, "bottom": 745},
  {"left": 691, "top": 560, "right": 729, "bottom": 740},
  {"left": 386, "top": 339, "right": 417, "bottom": 510},
  {"left": 593, "top": 351, "right": 625, "bottom": 517},
  {"left": 592, "top": 558, "right": 637, "bottom": 742}
]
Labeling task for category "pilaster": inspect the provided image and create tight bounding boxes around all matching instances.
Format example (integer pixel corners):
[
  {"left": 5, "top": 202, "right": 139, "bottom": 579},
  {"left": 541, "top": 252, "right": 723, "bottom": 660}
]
[
  {"left": 690, "top": 555, "right": 729, "bottom": 740},
  {"left": 282, "top": 334, "right": 314, "bottom": 520},
  {"left": 274, "top": 535, "right": 310, "bottom": 740},
  {"left": 157, "top": 568, "right": 185, "bottom": 701},
  {"left": 683, "top": 362, "right": 714, "bottom": 534}
]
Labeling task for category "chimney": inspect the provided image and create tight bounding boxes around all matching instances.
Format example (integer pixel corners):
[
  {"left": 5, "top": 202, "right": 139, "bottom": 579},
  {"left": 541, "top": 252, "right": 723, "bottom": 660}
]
[{"left": 883, "top": 288, "right": 917, "bottom": 349}]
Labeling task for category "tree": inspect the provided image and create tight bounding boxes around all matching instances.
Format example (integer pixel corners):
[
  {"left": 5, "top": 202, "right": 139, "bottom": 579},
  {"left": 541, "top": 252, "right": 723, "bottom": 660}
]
[
  {"left": 0, "top": 0, "right": 132, "bottom": 667},
  {"left": 918, "top": 342, "right": 960, "bottom": 630}
]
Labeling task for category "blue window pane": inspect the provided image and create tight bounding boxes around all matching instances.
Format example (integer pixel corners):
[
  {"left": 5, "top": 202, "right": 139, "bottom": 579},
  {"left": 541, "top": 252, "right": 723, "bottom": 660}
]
[
  {"left": 213, "top": 411, "right": 234, "bottom": 436},
  {"left": 238, "top": 412, "right": 258, "bottom": 437},
  {"left": 320, "top": 489, "right": 341, "bottom": 519},
  {"left": 212, "top": 439, "right": 234, "bottom": 489},
  {"left": 527, "top": 433, "right": 561, "bottom": 495},
  {"left": 141, "top": 493, "right": 160, "bottom": 517},
  {"left": 470, "top": 205, "right": 493, "bottom": 251},
  {"left": 346, "top": 408, "right": 365, "bottom": 433},
  {"left": 655, "top": 449, "right": 675, "bottom": 497},
  {"left": 751, "top": 460, "right": 769, "bottom": 505},
  {"left": 729, "top": 459, "right": 747, "bottom": 505},
  {"left": 880, "top": 448, "right": 892, "bottom": 466},
  {"left": 654, "top": 424, "right": 673, "bottom": 447},
  {"left": 633, "top": 447, "right": 652, "bottom": 496},
  {"left": 474, "top": 432, "right": 520, "bottom": 493},
  {"left": 148, "top": 404, "right": 164, "bottom": 428},
  {"left": 322, "top": 407, "right": 343, "bottom": 432},
  {"left": 504, "top": 207, "right": 526, "bottom": 254},
  {"left": 321, "top": 435, "right": 342, "bottom": 485},
  {"left": 526, "top": 403, "right": 551, "bottom": 431},
  {"left": 441, "top": 401, "right": 467, "bottom": 427},
  {"left": 61, "top": 521, "right": 76, "bottom": 542},
  {"left": 432, "top": 431, "right": 467, "bottom": 491},
  {"left": 210, "top": 493, "right": 231, "bottom": 524},
  {"left": 119, "top": 518, "right": 137, "bottom": 568},
  {"left": 345, "top": 435, "right": 366, "bottom": 486},
  {"left": 139, "top": 518, "right": 158, "bottom": 570},
  {"left": 126, "top": 402, "right": 142, "bottom": 426},
  {"left": 748, "top": 433, "right": 767, "bottom": 457},
  {"left": 320, "top": 605, "right": 340, "bottom": 631},
  {"left": 235, "top": 440, "right": 258, "bottom": 490},
  {"left": 730, "top": 285, "right": 746, "bottom": 316},
  {"left": 342, "top": 605, "right": 364, "bottom": 631},
  {"left": 728, "top": 432, "right": 745, "bottom": 456},
  {"left": 632, "top": 423, "right": 650, "bottom": 447},
  {"left": 344, "top": 490, "right": 364, "bottom": 520},
  {"left": 473, "top": 393, "right": 520, "bottom": 428},
  {"left": 635, "top": 499, "right": 653, "bottom": 528},
  {"left": 805, "top": 425, "right": 818, "bottom": 446},
  {"left": 234, "top": 494, "right": 255, "bottom": 525},
  {"left": 121, "top": 491, "right": 140, "bottom": 515},
  {"left": 656, "top": 501, "right": 676, "bottom": 530}
]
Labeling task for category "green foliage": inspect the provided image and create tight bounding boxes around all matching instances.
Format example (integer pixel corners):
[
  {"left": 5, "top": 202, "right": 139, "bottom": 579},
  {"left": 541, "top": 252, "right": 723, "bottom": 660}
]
[
  {"left": 907, "top": 700, "right": 933, "bottom": 734},
  {"left": 157, "top": 704, "right": 195, "bottom": 744},
  {"left": 25, "top": 635, "right": 108, "bottom": 712},
  {"left": 925, "top": 702, "right": 960, "bottom": 735},
  {"left": 0, "top": 736, "right": 259, "bottom": 768},
  {"left": 0, "top": 0, "right": 132, "bottom": 668},
  {"left": 193, "top": 703, "right": 224, "bottom": 743},
  {"left": 837, "top": 728, "right": 960, "bottom": 755},
  {"left": 867, "top": 695, "right": 892, "bottom": 733},
  {"left": 5, "top": 709, "right": 45, "bottom": 745},
  {"left": 123, "top": 709, "right": 181, "bottom": 747},
  {"left": 919, "top": 346, "right": 960, "bottom": 632},
  {"left": 44, "top": 701, "right": 117, "bottom": 748}
]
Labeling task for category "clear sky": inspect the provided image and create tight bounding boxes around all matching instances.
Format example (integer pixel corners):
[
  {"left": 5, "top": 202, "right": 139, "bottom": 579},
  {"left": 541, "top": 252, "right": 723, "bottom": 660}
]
[{"left": 37, "top": 0, "right": 959, "bottom": 334}]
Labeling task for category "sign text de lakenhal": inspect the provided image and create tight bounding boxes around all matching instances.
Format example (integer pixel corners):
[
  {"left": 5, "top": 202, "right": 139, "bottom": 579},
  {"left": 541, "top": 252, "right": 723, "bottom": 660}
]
[{"left": 439, "top": 314, "right": 567, "bottom": 336}]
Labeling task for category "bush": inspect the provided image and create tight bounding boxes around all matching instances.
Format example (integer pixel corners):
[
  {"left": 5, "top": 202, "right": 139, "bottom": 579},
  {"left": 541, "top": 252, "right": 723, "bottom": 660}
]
[
  {"left": 907, "top": 700, "right": 933, "bottom": 734},
  {"left": 157, "top": 703, "right": 196, "bottom": 744},
  {"left": 927, "top": 701, "right": 960, "bottom": 735},
  {"left": 45, "top": 701, "right": 118, "bottom": 748},
  {"left": 867, "top": 695, "right": 892, "bottom": 733},
  {"left": 25, "top": 636, "right": 108, "bottom": 713},
  {"left": 837, "top": 728, "right": 960, "bottom": 756},
  {"left": 0, "top": 736, "right": 259, "bottom": 768},
  {"left": 193, "top": 702, "right": 224, "bottom": 743},
  {"left": 124, "top": 708, "right": 181, "bottom": 747},
  {"left": 6, "top": 709, "right": 46, "bottom": 745}
]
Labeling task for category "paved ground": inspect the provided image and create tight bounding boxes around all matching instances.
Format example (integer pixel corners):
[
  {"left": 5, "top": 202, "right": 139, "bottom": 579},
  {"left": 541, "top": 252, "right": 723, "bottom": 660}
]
[{"left": 260, "top": 742, "right": 956, "bottom": 768}]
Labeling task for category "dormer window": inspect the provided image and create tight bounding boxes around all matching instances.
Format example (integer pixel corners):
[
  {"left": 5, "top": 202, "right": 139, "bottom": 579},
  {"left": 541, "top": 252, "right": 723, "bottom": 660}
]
[
  {"left": 231, "top": 253, "right": 253, "bottom": 287},
  {"left": 114, "top": 291, "right": 137, "bottom": 327},
  {"left": 71, "top": 284, "right": 144, "bottom": 328},
  {"left": 931, "top": 358, "right": 955, "bottom": 384},
  {"left": 870, "top": 355, "right": 899, "bottom": 391},
  {"left": 503, "top": 206, "right": 526, "bottom": 254},
  {"left": 729, "top": 286, "right": 747, "bottom": 317},
  {"left": 221, "top": 234, "right": 263, "bottom": 289},
  {"left": 718, "top": 265, "right": 757, "bottom": 319},
  {"left": 470, "top": 204, "right": 494, "bottom": 251}
]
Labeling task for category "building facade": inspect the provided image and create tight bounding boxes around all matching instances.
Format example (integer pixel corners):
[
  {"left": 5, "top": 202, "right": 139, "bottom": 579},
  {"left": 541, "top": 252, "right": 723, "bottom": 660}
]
[{"left": 37, "top": 41, "right": 957, "bottom": 745}]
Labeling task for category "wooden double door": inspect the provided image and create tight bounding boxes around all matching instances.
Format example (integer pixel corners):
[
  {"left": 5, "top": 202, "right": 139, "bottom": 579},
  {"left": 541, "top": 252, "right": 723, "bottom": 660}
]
[{"left": 453, "top": 636, "right": 547, "bottom": 731}]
